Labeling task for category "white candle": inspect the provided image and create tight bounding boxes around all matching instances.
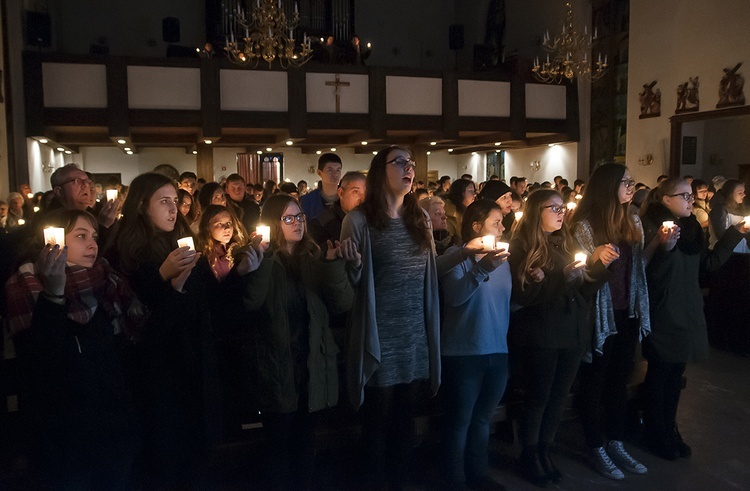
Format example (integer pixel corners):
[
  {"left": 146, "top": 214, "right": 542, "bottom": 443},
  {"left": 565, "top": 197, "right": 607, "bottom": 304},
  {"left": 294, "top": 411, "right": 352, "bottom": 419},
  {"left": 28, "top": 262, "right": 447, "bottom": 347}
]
[
  {"left": 177, "top": 237, "right": 195, "bottom": 251},
  {"left": 744, "top": 216, "right": 750, "bottom": 224},
  {"left": 44, "top": 227, "right": 66, "bottom": 248},
  {"left": 514, "top": 211, "right": 523, "bottom": 221},
  {"left": 575, "top": 252, "right": 587, "bottom": 267},
  {"left": 33, "top": 206, "right": 40, "bottom": 213},
  {"left": 662, "top": 221, "right": 675, "bottom": 229},
  {"left": 17, "top": 219, "right": 25, "bottom": 226},
  {"left": 567, "top": 202, "right": 577, "bottom": 210},
  {"left": 575, "top": 194, "right": 583, "bottom": 200},
  {"left": 367, "top": 42, "right": 372, "bottom": 48},
  {"left": 26, "top": 193, "right": 33, "bottom": 199},
  {"left": 256, "top": 225, "right": 271, "bottom": 243},
  {"left": 106, "top": 189, "right": 118, "bottom": 201},
  {"left": 496, "top": 241, "right": 509, "bottom": 252},
  {"left": 482, "top": 235, "right": 495, "bottom": 251}
]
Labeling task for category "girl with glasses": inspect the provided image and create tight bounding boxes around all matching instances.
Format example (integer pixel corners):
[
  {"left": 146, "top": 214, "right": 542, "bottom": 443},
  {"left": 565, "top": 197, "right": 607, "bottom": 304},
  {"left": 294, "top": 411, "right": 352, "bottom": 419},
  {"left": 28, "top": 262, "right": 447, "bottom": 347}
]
[
  {"left": 508, "top": 189, "right": 610, "bottom": 486},
  {"left": 340, "top": 146, "right": 440, "bottom": 488},
  {"left": 708, "top": 178, "right": 747, "bottom": 251},
  {"left": 639, "top": 178, "right": 748, "bottom": 460},
  {"left": 237, "top": 192, "right": 355, "bottom": 488},
  {"left": 570, "top": 163, "right": 651, "bottom": 480},
  {"left": 177, "top": 188, "right": 199, "bottom": 227}
]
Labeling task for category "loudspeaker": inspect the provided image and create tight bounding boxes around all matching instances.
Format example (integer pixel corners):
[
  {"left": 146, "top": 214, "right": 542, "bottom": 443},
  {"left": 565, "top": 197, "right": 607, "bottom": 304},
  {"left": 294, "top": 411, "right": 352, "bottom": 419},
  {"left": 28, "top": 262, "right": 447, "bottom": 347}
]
[
  {"left": 162, "top": 17, "right": 180, "bottom": 43},
  {"left": 26, "top": 11, "right": 51, "bottom": 47},
  {"left": 449, "top": 24, "right": 464, "bottom": 50}
]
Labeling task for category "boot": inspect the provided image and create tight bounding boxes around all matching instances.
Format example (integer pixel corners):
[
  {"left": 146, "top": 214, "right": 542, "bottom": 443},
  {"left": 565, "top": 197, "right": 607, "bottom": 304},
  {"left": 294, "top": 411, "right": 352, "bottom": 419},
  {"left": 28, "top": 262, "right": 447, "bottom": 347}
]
[
  {"left": 538, "top": 444, "right": 562, "bottom": 483},
  {"left": 520, "top": 447, "right": 551, "bottom": 488}
]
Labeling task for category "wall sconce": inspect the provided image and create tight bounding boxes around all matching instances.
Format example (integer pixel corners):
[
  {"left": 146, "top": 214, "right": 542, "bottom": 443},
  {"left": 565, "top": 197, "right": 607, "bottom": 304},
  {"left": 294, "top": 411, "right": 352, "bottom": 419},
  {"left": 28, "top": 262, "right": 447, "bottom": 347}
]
[
  {"left": 308, "top": 165, "right": 316, "bottom": 174},
  {"left": 42, "top": 160, "right": 54, "bottom": 173},
  {"left": 530, "top": 160, "right": 541, "bottom": 171},
  {"left": 638, "top": 154, "right": 654, "bottom": 166}
]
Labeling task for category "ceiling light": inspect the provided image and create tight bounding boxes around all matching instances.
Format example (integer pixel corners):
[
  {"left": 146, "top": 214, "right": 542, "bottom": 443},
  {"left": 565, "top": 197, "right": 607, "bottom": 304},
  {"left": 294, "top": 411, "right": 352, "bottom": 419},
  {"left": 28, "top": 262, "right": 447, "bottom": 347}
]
[
  {"left": 372, "top": 151, "right": 377, "bottom": 155},
  {"left": 257, "top": 150, "right": 263, "bottom": 155},
  {"left": 316, "top": 150, "right": 322, "bottom": 155},
  {"left": 124, "top": 147, "right": 131, "bottom": 151},
  {"left": 204, "top": 139, "right": 213, "bottom": 145},
  {"left": 448, "top": 148, "right": 453, "bottom": 152},
  {"left": 64, "top": 150, "right": 72, "bottom": 154},
  {"left": 126, "top": 150, "right": 134, "bottom": 155},
  {"left": 286, "top": 140, "right": 293, "bottom": 145},
  {"left": 495, "top": 142, "right": 501, "bottom": 146},
  {"left": 548, "top": 143, "right": 556, "bottom": 147},
  {"left": 116, "top": 139, "right": 126, "bottom": 144},
  {"left": 426, "top": 151, "right": 431, "bottom": 155},
  {"left": 192, "top": 150, "right": 198, "bottom": 155},
  {"left": 361, "top": 141, "right": 368, "bottom": 145},
  {"left": 266, "top": 147, "right": 273, "bottom": 152},
  {"left": 39, "top": 138, "right": 48, "bottom": 144},
  {"left": 330, "top": 148, "right": 336, "bottom": 152},
  {"left": 56, "top": 147, "right": 64, "bottom": 152},
  {"left": 430, "top": 141, "right": 437, "bottom": 146},
  {"left": 471, "top": 151, "right": 478, "bottom": 156}
]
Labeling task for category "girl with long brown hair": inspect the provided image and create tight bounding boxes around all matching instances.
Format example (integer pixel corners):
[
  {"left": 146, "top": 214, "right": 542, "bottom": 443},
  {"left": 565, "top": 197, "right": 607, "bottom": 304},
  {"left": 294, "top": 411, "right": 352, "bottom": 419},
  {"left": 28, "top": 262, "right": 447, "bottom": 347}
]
[
  {"left": 341, "top": 146, "right": 440, "bottom": 488},
  {"left": 195, "top": 204, "right": 248, "bottom": 280},
  {"left": 509, "top": 189, "right": 611, "bottom": 486},
  {"left": 570, "top": 163, "right": 650, "bottom": 480}
]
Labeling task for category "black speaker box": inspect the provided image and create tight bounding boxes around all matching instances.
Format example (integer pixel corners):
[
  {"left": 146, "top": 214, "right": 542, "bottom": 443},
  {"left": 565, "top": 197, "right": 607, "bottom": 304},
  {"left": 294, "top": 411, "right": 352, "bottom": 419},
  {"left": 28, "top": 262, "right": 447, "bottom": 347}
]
[
  {"left": 26, "top": 11, "right": 51, "bottom": 47},
  {"left": 162, "top": 17, "right": 180, "bottom": 43},
  {"left": 449, "top": 24, "right": 464, "bottom": 50}
]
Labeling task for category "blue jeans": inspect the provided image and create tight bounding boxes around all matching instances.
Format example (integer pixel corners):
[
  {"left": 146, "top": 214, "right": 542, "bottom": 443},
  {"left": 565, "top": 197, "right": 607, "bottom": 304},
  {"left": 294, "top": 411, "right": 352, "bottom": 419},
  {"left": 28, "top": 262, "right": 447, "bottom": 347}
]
[{"left": 442, "top": 353, "right": 509, "bottom": 484}]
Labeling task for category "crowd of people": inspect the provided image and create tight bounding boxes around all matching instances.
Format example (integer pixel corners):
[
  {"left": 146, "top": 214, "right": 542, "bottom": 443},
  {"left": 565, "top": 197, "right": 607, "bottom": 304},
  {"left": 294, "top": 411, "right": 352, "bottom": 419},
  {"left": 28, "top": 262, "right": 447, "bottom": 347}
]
[{"left": 0, "top": 150, "right": 748, "bottom": 490}]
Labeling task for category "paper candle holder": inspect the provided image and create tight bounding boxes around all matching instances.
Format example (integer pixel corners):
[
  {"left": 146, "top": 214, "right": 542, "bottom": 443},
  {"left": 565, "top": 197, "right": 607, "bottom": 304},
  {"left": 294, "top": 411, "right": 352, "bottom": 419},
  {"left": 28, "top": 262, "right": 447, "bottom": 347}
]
[
  {"left": 177, "top": 237, "right": 195, "bottom": 251},
  {"left": 44, "top": 227, "right": 66, "bottom": 248}
]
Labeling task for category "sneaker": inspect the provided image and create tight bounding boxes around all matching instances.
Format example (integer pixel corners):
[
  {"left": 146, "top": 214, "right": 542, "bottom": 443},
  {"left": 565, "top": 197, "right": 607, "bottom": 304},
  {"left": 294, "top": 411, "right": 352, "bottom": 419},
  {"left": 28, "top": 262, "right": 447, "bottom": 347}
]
[
  {"left": 607, "top": 440, "right": 648, "bottom": 474},
  {"left": 590, "top": 446, "right": 625, "bottom": 480}
]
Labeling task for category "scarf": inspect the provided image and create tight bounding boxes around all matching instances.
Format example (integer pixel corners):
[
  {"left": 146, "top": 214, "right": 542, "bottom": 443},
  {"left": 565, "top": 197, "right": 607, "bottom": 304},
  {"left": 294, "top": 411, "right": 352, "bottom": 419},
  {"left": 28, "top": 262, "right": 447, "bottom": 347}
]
[{"left": 5, "top": 257, "right": 143, "bottom": 340}]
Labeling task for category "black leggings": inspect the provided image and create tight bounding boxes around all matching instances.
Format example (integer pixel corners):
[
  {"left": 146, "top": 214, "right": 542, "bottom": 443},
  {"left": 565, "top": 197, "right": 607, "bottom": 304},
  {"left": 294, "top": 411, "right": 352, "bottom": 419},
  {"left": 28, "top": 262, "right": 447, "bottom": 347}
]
[
  {"left": 577, "top": 311, "right": 639, "bottom": 448},
  {"left": 642, "top": 337, "right": 686, "bottom": 441}
]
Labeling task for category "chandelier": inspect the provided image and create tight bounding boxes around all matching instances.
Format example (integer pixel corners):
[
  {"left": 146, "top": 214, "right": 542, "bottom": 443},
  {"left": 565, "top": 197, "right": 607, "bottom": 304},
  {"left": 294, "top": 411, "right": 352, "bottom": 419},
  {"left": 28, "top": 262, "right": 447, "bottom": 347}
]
[
  {"left": 223, "top": 0, "right": 312, "bottom": 69},
  {"left": 531, "top": 1, "right": 607, "bottom": 84}
]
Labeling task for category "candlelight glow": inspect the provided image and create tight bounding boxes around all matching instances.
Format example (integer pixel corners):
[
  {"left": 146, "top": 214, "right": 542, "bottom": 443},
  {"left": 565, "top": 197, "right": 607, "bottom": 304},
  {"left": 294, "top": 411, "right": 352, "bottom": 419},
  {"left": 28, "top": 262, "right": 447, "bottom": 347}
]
[
  {"left": 44, "top": 227, "right": 66, "bottom": 248},
  {"left": 574, "top": 252, "right": 587, "bottom": 266},
  {"left": 482, "top": 235, "right": 495, "bottom": 251},
  {"left": 177, "top": 237, "right": 195, "bottom": 251}
]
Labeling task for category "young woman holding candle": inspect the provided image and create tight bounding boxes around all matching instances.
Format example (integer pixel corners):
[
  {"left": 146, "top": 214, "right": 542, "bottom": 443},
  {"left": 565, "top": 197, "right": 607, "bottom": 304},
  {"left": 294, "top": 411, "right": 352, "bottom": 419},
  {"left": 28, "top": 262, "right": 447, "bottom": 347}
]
[
  {"left": 638, "top": 178, "right": 748, "bottom": 460},
  {"left": 508, "top": 189, "right": 612, "bottom": 486},
  {"left": 237, "top": 193, "right": 355, "bottom": 489},
  {"left": 195, "top": 204, "right": 249, "bottom": 280},
  {"left": 105, "top": 172, "right": 218, "bottom": 488},
  {"left": 340, "top": 146, "right": 440, "bottom": 488},
  {"left": 708, "top": 178, "right": 748, "bottom": 251},
  {"left": 570, "top": 163, "right": 650, "bottom": 480},
  {"left": 5, "top": 209, "right": 141, "bottom": 489},
  {"left": 439, "top": 199, "right": 511, "bottom": 489}
]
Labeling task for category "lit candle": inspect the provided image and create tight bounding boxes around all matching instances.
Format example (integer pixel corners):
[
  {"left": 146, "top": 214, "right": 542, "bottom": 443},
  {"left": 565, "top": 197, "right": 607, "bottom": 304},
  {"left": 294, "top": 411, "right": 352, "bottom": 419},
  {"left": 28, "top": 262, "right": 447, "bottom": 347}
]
[
  {"left": 44, "top": 227, "right": 66, "bottom": 248},
  {"left": 26, "top": 193, "right": 33, "bottom": 199},
  {"left": 514, "top": 211, "right": 523, "bottom": 221},
  {"left": 575, "top": 252, "right": 587, "bottom": 267},
  {"left": 33, "top": 206, "right": 40, "bottom": 213},
  {"left": 256, "top": 225, "right": 271, "bottom": 244},
  {"left": 496, "top": 241, "right": 509, "bottom": 252},
  {"left": 575, "top": 193, "right": 583, "bottom": 200},
  {"left": 481, "top": 235, "right": 495, "bottom": 251},
  {"left": 177, "top": 237, "right": 195, "bottom": 251},
  {"left": 106, "top": 189, "right": 118, "bottom": 201},
  {"left": 367, "top": 42, "right": 372, "bottom": 49},
  {"left": 662, "top": 221, "right": 675, "bottom": 229},
  {"left": 743, "top": 216, "right": 750, "bottom": 224},
  {"left": 17, "top": 219, "right": 25, "bottom": 226},
  {"left": 567, "top": 202, "right": 577, "bottom": 210}
]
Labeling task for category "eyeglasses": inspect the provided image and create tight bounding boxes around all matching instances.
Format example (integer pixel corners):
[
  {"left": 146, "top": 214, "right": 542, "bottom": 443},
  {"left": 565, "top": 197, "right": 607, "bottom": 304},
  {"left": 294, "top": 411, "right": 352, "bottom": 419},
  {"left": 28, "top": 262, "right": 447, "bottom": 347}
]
[
  {"left": 668, "top": 192, "right": 695, "bottom": 202},
  {"left": 59, "top": 177, "right": 94, "bottom": 188},
  {"left": 620, "top": 178, "right": 636, "bottom": 188},
  {"left": 386, "top": 157, "right": 416, "bottom": 172},
  {"left": 541, "top": 204, "right": 566, "bottom": 214},
  {"left": 281, "top": 213, "right": 306, "bottom": 225}
]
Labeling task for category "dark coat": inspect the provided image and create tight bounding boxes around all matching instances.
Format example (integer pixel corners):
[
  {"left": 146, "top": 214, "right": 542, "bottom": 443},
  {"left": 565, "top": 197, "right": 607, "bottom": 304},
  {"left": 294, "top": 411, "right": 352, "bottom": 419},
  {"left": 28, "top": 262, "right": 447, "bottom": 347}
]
[
  {"left": 642, "top": 204, "right": 743, "bottom": 363},
  {"left": 241, "top": 252, "right": 353, "bottom": 413},
  {"left": 508, "top": 232, "right": 608, "bottom": 350},
  {"left": 308, "top": 200, "right": 346, "bottom": 252}
]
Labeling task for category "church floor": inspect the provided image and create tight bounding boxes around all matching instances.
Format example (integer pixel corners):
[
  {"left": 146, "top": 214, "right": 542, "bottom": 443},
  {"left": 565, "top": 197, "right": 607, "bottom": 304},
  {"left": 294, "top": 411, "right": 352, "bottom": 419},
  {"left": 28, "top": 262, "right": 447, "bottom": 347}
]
[{"left": 2, "top": 346, "right": 750, "bottom": 490}]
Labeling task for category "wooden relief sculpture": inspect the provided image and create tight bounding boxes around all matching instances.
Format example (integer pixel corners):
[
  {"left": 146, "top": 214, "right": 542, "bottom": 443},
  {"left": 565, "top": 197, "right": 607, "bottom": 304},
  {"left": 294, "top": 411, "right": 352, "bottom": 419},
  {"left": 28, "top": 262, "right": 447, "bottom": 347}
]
[
  {"left": 717, "top": 63, "right": 745, "bottom": 108},
  {"left": 676, "top": 77, "right": 699, "bottom": 113},
  {"left": 639, "top": 80, "right": 661, "bottom": 118}
]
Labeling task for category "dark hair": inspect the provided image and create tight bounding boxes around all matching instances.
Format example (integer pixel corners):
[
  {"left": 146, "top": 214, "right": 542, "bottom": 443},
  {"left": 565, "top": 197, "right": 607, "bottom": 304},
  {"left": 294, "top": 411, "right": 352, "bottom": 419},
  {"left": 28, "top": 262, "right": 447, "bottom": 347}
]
[
  {"left": 279, "top": 182, "right": 298, "bottom": 195},
  {"left": 317, "top": 153, "right": 342, "bottom": 171},
  {"left": 446, "top": 178, "right": 475, "bottom": 215},
  {"left": 460, "top": 199, "right": 502, "bottom": 244},
  {"left": 226, "top": 173, "right": 245, "bottom": 184},
  {"left": 261, "top": 194, "right": 319, "bottom": 259},
  {"left": 639, "top": 177, "right": 688, "bottom": 218},
  {"left": 261, "top": 180, "right": 278, "bottom": 204},
  {"left": 718, "top": 178, "right": 746, "bottom": 214},
  {"left": 691, "top": 179, "right": 708, "bottom": 195},
  {"left": 252, "top": 183, "right": 264, "bottom": 193},
  {"left": 108, "top": 173, "right": 191, "bottom": 274},
  {"left": 179, "top": 171, "right": 197, "bottom": 182},
  {"left": 571, "top": 163, "right": 641, "bottom": 245},
  {"left": 362, "top": 146, "right": 432, "bottom": 252},
  {"left": 198, "top": 182, "right": 225, "bottom": 210},
  {"left": 177, "top": 188, "right": 199, "bottom": 223}
]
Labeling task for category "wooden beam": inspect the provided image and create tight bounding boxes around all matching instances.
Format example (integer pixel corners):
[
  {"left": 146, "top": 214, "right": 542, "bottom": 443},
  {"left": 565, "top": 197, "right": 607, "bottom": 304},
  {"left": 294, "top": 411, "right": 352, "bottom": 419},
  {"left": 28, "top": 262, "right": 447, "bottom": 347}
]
[
  {"left": 200, "top": 57, "right": 221, "bottom": 139},
  {"left": 412, "top": 144, "right": 429, "bottom": 186},
  {"left": 369, "top": 67, "right": 386, "bottom": 139},
  {"left": 196, "top": 142, "right": 214, "bottom": 181},
  {"left": 106, "top": 58, "right": 129, "bottom": 138},
  {"left": 442, "top": 71, "right": 459, "bottom": 140},
  {"left": 510, "top": 75, "right": 526, "bottom": 140},
  {"left": 287, "top": 68, "right": 307, "bottom": 139},
  {"left": 566, "top": 81, "right": 580, "bottom": 142}
]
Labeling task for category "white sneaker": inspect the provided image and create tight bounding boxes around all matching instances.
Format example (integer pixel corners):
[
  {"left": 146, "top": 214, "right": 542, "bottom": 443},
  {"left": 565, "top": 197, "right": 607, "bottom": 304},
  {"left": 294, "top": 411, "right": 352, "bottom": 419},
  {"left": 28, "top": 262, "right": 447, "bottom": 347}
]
[
  {"left": 607, "top": 440, "right": 648, "bottom": 474},
  {"left": 591, "top": 446, "right": 624, "bottom": 480}
]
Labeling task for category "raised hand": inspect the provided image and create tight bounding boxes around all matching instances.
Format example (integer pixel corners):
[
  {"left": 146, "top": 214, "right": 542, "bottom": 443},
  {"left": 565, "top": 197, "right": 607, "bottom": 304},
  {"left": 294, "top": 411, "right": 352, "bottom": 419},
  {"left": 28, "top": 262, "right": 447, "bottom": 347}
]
[
  {"left": 235, "top": 244, "right": 264, "bottom": 276},
  {"left": 159, "top": 246, "right": 198, "bottom": 281},
  {"left": 659, "top": 224, "right": 680, "bottom": 251},
  {"left": 170, "top": 252, "right": 201, "bottom": 292},
  {"left": 37, "top": 244, "right": 68, "bottom": 296}
]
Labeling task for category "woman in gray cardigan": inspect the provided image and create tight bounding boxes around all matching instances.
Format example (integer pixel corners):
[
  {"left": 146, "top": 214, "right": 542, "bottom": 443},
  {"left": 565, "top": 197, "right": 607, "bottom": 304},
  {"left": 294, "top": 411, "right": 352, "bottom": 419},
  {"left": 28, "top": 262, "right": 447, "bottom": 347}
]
[{"left": 341, "top": 146, "right": 440, "bottom": 488}]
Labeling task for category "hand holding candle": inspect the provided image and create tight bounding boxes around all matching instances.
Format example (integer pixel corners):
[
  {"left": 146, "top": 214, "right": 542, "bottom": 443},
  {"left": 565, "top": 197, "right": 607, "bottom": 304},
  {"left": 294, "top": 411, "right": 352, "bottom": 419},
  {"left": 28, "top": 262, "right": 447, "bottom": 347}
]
[
  {"left": 495, "top": 241, "right": 509, "bottom": 252},
  {"left": 177, "top": 237, "right": 195, "bottom": 251},
  {"left": 567, "top": 202, "right": 577, "bottom": 211},
  {"left": 481, "top": 235, "right": 496, "bottom": 251},
  {"left": 106, "top": 189, "right": 118, "bottom": 201},
  {"left": 662, "top": 220, "right": 675, "bottom": 230},
  {"left": 574, "top": 252, "right": 587, "bottom": 267},
  {"left": 514, "top": 211, "right": 524, "bottom": 221},
  {"left": 256, "top": 225, "right": 271, "bottom": 245},
  {"left": 44, "top": 227, "right": 66, "bottom": 248}
]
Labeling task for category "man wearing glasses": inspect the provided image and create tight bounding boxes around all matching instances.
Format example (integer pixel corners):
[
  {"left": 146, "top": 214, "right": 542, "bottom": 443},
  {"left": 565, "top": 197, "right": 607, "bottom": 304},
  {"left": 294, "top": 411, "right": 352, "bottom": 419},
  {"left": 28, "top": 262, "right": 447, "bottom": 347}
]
[{"left": 300, "top": 153, "right": 343, "bottom": 221}]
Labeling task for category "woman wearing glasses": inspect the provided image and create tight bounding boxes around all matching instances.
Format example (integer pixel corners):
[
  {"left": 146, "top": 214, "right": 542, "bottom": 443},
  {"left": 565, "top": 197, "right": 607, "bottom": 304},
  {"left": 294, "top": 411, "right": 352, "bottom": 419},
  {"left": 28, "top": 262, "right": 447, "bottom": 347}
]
[
  {"left": 237, "top": 193, "right": 355, "bottom": 489},
  {"left": 509, "top": 189, "right": 610, "bottom": 486},
  {"left": 708, "top": 178, "right": 747, "bottom": 251},
  {"left": 340, "top": 146, "right": 440, "bottom": 488},
  {"left": 570, "top": 163, "right": 651, "bottom": 480},
  {"left": 638, "top": 178, "right": 747, "bottom": 460}
]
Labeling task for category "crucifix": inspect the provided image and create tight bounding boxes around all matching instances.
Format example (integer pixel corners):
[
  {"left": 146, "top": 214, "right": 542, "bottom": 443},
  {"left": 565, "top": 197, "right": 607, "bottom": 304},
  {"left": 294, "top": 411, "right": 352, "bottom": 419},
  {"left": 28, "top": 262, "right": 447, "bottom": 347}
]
[{"left": 325, "top": 74, "right": 350, "bottom": 113}]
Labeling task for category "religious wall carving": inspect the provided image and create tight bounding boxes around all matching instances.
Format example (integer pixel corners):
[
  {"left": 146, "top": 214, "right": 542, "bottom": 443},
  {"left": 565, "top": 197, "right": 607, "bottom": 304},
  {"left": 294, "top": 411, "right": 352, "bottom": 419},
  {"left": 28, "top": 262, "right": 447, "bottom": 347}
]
[
  {"left": 639, "top": 80, "right": 661, "bottom": 118},
  {"left": 717, "top": 63, "right": 745, "bottom": 108},
  {"left": 676, "top": 76, "right": 699, "bottom": 113}
]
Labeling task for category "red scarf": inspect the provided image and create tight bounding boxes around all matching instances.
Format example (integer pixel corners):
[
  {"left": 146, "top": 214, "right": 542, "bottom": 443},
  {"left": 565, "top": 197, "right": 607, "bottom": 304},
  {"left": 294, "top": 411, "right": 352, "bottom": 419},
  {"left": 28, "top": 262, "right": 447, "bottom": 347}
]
[{"left": 5, "top": 257, "right": 143, "bottom": 340}]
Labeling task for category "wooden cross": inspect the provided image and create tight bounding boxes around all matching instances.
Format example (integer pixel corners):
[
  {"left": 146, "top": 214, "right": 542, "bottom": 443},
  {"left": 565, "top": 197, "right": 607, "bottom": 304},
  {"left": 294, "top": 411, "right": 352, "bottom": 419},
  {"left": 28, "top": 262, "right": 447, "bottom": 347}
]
[{"left": 325, "top": 74, "right": 350, "bottom": 113}]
